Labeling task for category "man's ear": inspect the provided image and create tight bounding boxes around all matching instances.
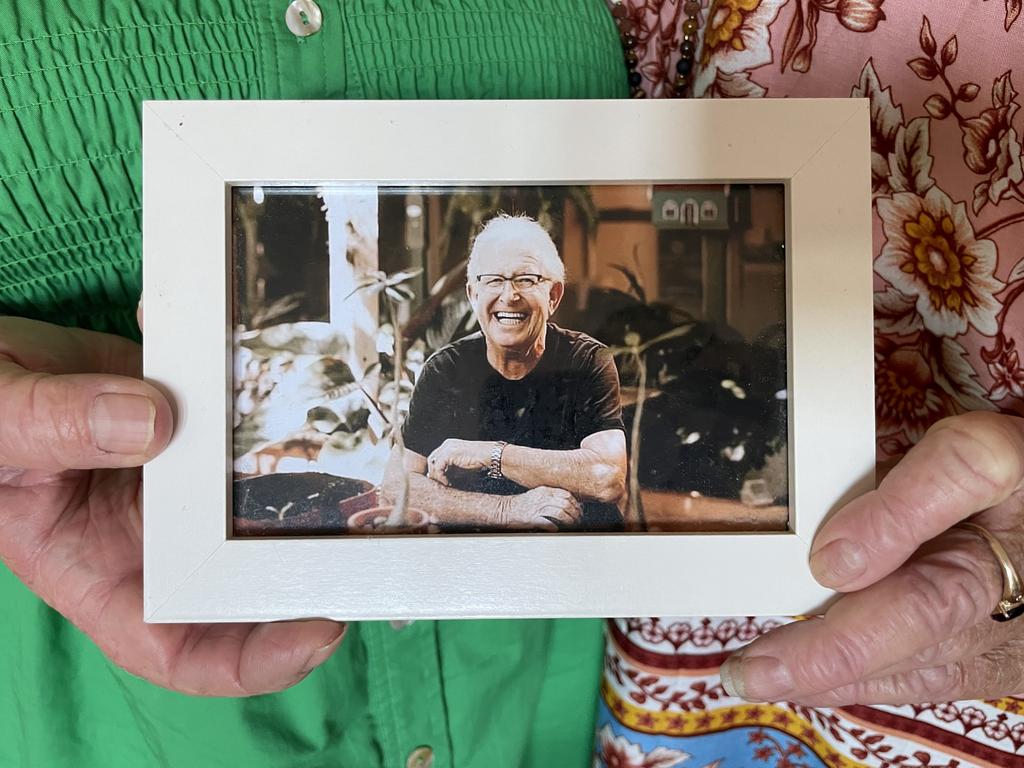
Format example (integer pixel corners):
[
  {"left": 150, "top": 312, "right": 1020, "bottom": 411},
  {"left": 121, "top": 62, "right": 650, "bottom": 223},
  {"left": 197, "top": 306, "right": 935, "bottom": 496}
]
[
  {"left": 466, "top": 280, "right": 475, "bottom": 304},
  {"left": 548, "top": 281, "right": 565, "bottom": 313}
]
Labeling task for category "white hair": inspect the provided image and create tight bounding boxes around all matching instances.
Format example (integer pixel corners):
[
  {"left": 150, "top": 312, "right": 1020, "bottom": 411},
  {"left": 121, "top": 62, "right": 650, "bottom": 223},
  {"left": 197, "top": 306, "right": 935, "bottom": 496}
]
[{"left": 466, "top": 214, "right": 566, "bottom": 283}]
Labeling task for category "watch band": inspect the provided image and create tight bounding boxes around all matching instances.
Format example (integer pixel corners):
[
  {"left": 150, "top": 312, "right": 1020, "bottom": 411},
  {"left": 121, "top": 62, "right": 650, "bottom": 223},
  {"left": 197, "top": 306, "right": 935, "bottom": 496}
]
[{"left": 487, "top": 441, "right": 508, "bottom": 480}]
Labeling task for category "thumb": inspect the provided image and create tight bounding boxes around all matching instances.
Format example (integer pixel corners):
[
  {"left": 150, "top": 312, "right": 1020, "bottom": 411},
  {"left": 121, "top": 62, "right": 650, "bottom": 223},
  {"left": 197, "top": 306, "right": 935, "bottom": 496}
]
[
  {"left": 809, "top": 413, "right": 1024, "bottom": 591},
  {"left": 0, "top": 363, "right": 173, "bottom": 470},
  {"left": 0, "top": 318, "right": 172, "bottom": 470}
]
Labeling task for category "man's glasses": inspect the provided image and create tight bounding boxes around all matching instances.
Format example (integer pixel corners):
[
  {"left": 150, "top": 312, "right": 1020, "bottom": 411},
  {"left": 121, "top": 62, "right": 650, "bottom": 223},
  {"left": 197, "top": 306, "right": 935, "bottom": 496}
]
[{"left": 475, "top": 274, "right": 551, "bottom": 292}]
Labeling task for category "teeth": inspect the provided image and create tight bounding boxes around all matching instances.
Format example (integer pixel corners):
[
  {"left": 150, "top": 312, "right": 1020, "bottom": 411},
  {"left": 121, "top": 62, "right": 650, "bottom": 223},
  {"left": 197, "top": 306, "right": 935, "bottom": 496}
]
[{"left": 495, "top": 312, "right": 526, "bottom": 325}]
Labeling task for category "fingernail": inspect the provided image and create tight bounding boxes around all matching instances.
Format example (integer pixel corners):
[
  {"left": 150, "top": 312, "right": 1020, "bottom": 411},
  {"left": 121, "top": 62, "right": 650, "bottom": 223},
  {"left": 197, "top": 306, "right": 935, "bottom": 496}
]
[
  {"left": 89, "top": 394, "right": 156, "bottom": 454},
  {"left": 719, "top": 650, "right": 745, "bottom": 698},
  {"left": 302, "top": 625, "right": 346, "bottom": 672},
  {"left": 720, "top": 654, "right": 793, "bottom": 702},
  {"left": 809, "top": 538, "right": 866, "bottom": 588}
]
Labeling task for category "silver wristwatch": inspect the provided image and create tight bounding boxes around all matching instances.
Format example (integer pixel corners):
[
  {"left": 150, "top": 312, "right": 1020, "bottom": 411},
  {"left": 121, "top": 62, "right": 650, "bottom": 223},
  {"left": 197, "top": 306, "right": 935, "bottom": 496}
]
[{"left": 487, "top": 441, "right": 508, "bottom": 480}]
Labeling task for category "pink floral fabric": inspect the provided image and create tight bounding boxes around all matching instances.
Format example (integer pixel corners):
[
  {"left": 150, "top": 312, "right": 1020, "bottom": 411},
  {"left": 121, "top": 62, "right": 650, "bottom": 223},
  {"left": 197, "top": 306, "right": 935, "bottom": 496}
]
[{"left": 600, "top": 1, "right": 1024, "bottom": 766}]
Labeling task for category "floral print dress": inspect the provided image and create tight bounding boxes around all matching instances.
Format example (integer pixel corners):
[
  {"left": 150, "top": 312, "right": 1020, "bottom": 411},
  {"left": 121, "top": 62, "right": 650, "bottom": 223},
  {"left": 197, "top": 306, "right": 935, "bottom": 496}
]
[{"left": 598, "top": 1, "right": 1024, "bottom": 766}]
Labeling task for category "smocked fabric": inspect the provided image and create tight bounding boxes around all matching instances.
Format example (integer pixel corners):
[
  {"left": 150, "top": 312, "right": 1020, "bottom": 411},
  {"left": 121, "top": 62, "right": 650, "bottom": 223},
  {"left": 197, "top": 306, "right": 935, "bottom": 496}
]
[{"left": 0, "top": 0, "right": 625, "bottom": 338}]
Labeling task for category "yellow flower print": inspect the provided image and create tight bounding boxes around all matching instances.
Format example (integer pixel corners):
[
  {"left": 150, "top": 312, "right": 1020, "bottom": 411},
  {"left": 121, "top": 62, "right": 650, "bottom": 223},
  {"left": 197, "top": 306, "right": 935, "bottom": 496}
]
[
  {"left": 900, "top": 210, "right": 978, "bottom": 313},
  {"left": 876, "top": 187, "right": 1003, "bottom": 337},
  {"left": 692, "top": 0, "right": 785, "bottom": 97},
  {"left": 703, "top": 0, "right": 761, "bottom": 61}
]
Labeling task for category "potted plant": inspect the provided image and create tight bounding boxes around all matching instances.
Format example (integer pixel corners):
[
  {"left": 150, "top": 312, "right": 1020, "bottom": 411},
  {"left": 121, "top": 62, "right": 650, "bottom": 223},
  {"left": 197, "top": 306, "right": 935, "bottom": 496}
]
[
  {"left": 609, "top": 322, "right": 696, "bottom": 530},
  {"left": 231, "top": 321, "right": 379, "bottom": 535},
  {"left": 343, "top": 268, "right": 431, "bottom": 534},
  {"left": 233, "top": 472, "right": 377, "bottom": 536}
]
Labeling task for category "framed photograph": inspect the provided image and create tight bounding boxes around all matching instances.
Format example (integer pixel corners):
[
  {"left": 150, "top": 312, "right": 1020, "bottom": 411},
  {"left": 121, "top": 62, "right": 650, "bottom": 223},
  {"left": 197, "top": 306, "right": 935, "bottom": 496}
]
[{"left": 143, "top": 99, "right": 874, "bottom": 622}]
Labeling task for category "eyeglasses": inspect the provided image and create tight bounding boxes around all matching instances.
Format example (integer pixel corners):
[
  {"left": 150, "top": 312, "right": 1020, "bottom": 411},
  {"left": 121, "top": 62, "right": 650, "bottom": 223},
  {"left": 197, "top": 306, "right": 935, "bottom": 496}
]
[{"left": 474, "top": 274, "right": 551, "bottom": 292}]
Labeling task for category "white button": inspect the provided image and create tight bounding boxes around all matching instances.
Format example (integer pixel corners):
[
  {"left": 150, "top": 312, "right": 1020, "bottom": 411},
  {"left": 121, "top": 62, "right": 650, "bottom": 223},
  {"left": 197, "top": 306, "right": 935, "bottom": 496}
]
[
  {"left": 406, "top": 747, "right": 434, "bottom": 768},
  {"left": 285, "top": 0, "right": 322, "bottom": 37}
]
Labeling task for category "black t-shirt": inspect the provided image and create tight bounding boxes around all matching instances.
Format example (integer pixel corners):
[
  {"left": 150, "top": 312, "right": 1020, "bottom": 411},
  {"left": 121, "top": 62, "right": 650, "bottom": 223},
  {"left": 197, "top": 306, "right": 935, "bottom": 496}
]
[{"left": 403, "top": 324, "right": 625, "bottom": 523}]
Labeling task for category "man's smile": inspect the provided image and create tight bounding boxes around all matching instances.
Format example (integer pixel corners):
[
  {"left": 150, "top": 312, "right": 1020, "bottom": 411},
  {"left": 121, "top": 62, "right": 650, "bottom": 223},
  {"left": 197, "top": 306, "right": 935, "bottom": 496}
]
[{"left": 494, "top": 311, "right": 528, "bottom": 326}]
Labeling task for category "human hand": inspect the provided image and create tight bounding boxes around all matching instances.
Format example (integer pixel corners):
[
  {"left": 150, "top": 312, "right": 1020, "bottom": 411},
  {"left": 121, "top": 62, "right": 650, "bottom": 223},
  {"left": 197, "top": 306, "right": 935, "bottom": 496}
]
[
  {"left": 500, "top": 485, "right": 582, "bottom": 531},
  {"left": 426, "top": 438, "right": 492, "bottom": 484},
  {"left": 720, "top": 412, "right": 1024, "bottom": 705},
  {"left": 0, "top": 316, "right": 345, "bottom": 696}
]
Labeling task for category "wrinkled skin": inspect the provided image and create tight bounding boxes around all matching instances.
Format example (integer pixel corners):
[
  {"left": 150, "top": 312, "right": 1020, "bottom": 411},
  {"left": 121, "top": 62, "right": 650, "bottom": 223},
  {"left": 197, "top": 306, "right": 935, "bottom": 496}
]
[
  {"left": 5, "top": 316, "right": 1024, "bottom": 703},
  {"left": 0, "top": 316, "right": 344, "bottom": 696},
  {"left": 721, "top": 411, "right": 1024, "bottom": 704}
]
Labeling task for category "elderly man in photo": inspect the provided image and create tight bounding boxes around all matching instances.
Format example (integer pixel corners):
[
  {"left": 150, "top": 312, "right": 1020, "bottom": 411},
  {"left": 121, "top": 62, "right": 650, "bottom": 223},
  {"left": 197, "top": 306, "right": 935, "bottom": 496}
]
[{"left": 387, "top": 214, "right": 627, "bottom": 531}]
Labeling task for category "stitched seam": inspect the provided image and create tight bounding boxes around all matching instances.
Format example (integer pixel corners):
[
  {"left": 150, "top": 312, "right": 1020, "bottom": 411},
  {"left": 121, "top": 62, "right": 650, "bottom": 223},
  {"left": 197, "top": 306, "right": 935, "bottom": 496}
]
[
  {"left": 77, "top": 307, "right": 137, "bottom": 317},
  {"left": 0, "top": 149, "right": 138, "bottom": 185},
  {"left": 320, "top": 18, "right": 326, "bottom": 100},
  {"left": 1, "top": 77, "right": 249, "bottom": 118},
  {"left": 0, "top": 207, "right": 138, "bottom": 248},
  {"left": 354, "top": 31, "right": 601, "bottom": 47},
  {"left": 338, "top": 0, "right": 366, "bottom": 99},
  {"left": 358, "top": 57, "right": 599, "bottom": 75},
  {"left": 0, "top": 48, "right": 255, "bottom": 85},
  {"left": 1, "top": 233, "right": 132, "bottom": 273},
  {"left": 2, "top": 254, "right": 137, "bottom": 293},
  {"left": 272, "top": 12, "right": 283, "bottom": 98},
  {"left": 0, "top": 19, "right": 253, "bottom": 53},
  {"left": 244, "top": 16, "right": 266, "bottom": 100},
  {"left": 347, "top": 9, "right": 608, "bottom": 23},
  {"left": 0, "top": 305, "right": 137, "bottom": 318},
  {"left": 66, "top": 306, "right": 135, "bottom": 316}
]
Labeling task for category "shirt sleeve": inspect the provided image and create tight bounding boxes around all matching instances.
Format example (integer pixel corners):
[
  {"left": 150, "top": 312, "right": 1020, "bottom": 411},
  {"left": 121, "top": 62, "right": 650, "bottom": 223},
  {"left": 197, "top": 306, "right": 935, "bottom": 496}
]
[
  {"left": 401, "top": 352, "right": 454, "bottom": 458},
  {"left": 575, "top": 345, "right": 625, "bottom": 441}
]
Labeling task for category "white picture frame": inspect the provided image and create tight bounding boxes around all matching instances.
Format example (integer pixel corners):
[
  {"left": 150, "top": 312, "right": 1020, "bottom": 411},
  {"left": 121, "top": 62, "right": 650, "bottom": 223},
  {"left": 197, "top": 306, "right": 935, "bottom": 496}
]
[{"left": 143, "top": 98, "right": 874, "bottom": 622}]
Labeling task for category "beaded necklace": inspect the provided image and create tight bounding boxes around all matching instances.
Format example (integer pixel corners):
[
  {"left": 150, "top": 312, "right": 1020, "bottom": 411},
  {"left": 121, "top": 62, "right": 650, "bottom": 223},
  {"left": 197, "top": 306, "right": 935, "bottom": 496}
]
[{"left": 610, "top": 1, "right": 701, "bottom": 98}]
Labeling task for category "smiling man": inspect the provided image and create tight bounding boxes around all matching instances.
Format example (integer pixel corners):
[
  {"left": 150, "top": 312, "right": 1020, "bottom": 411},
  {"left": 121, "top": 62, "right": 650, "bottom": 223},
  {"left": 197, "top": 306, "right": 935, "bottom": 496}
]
[{"left": 387, "top": 214, "right": 627, "bottom": 531}]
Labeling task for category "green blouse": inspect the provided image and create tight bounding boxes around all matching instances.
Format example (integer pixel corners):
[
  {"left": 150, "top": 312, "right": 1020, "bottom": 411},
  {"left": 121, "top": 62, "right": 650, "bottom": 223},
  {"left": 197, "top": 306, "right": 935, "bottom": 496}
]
[{"left": 0, "top": 2, "right": 626, "bottom": 766}]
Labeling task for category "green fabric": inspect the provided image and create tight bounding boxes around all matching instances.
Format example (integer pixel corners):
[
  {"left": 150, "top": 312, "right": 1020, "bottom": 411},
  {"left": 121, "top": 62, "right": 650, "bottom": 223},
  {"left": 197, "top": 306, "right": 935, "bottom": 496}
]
[
  {"left": 0, "top": 2, "right": 626, "bottom": 766},
  {"left": 0, "top": 0, "right": 625, "bottom": 338}
]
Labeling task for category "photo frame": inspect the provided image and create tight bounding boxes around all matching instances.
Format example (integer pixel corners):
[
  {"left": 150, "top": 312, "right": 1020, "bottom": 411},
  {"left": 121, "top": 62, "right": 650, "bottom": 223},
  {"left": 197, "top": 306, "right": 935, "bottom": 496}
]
[{"left": 143, "top": 99, "right": 874, "bottom": 622}]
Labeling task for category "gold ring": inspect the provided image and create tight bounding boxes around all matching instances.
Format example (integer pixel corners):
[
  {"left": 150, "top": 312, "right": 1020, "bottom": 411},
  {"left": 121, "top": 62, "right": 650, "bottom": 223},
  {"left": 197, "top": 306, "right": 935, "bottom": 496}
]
[{"left": 957, "top": 521, "right": 1024, "bottom": 622}]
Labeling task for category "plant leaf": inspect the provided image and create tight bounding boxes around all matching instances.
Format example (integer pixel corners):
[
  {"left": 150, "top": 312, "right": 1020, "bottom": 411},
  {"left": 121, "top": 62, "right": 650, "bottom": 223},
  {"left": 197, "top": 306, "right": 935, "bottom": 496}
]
[
  {"left": 993, "top": 71, "right": 1018, "bottom": 108},
  {"left": 852, "top": 59, "right": 905, "bottom": 196},
  {"left": 887, "top": 117, "right": 934, "bottom": 195},
  {"left": 1006, "top": 0, "right": 1022, "bottom": 31},
  {"left": 908, "top": 57, "right": 939, "bottom": 81},
  {"left": 1008, "top": 256, "right": 1024, "bottom": 283},
  {"left": 637, "top": 322, "right": 697, "bottom": 353},
  {"left": 610, "top": 263, "right": 647, "bottom": 303},
  {"left": 384, "top": 286, "right": 407, "bottom": 303},
  {"left": 919, "top": 16, "right": 936, "bottom": 56},
  {"left": 781, "top": 0, "right": 805, "bottom": 72},
  {"left": 957, "top": 82, "right": 981, "bottom": 102},
  {"left": 343, "top": 274, "right": 386, "bottom": 300},
  {"left": 973, "top": 180, "right": 991, "bottom": 215},
  {"left": 874, "top": 288, "right": 922, "bottom": 335},
  {"left": 941, "top": 36, "right": 958, "bottom": 68},
  {"left": 388, "top": 283, "right": 416, "bottom": 302},
  {"left": 792, "top": 3, "right": 820, "bottom": 73},
  {"left": 924, "top": 94, "right": 951, "bottom": 119},
  {"left": 935, "top": 337, "right": 996, "bottom": 411},
  {"left": 385, "top": 267, "right": 424, "bottom": 287}
]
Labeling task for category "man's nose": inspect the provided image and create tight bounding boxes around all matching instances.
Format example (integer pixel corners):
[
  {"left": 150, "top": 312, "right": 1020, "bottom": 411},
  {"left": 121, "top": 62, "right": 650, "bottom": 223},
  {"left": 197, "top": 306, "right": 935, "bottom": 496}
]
[{"left": 499, "top": 280, "right": 521, "bottom": 300}]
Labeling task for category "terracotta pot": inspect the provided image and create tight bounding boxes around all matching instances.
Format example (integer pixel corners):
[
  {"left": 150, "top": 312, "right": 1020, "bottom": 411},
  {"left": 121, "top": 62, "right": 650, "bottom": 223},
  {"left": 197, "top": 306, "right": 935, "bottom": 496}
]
[
  {"left": 233, "top": 472, "right": 376, "bottom": 537},
  {"left": 330, "top": 483, "right": 379, "bottom": 529},
  {"left": 346, "top": 507, "right": 431, "bottom": 534}
]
